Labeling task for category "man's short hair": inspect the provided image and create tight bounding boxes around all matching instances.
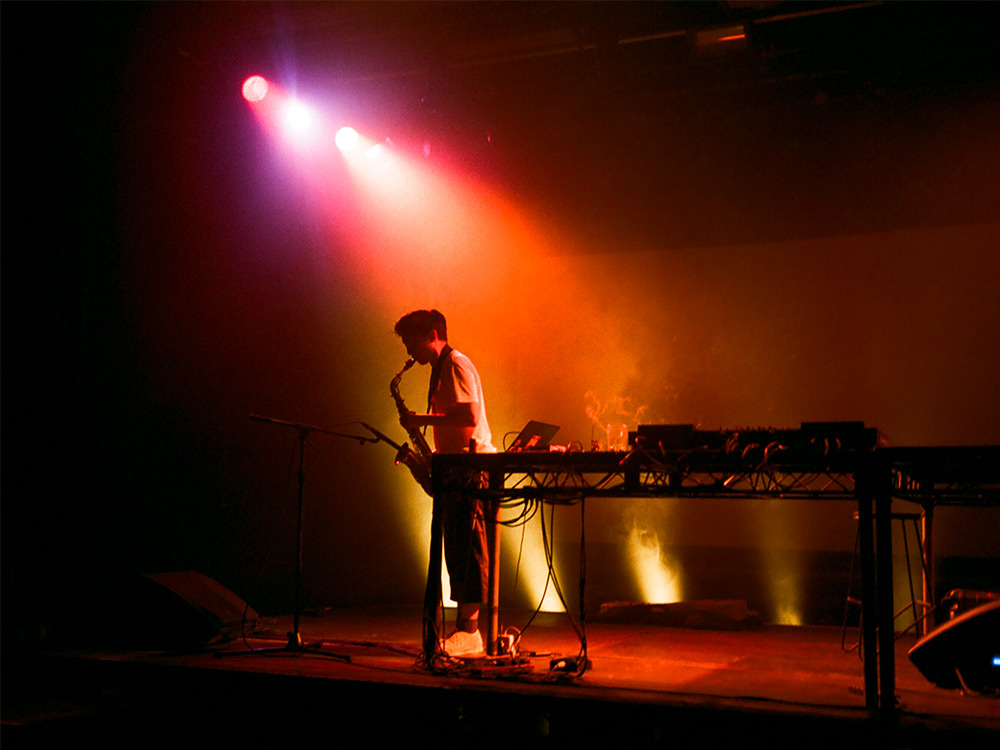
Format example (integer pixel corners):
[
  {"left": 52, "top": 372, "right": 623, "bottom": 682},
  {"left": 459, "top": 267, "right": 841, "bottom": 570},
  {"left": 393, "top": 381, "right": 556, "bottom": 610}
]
[{"left": 394, "top": 309, "right": 448, "bottom": 341}]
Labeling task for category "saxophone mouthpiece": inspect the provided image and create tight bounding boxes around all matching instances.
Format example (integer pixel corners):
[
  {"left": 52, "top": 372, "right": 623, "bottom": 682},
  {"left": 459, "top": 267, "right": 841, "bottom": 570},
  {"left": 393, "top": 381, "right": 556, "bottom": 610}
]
[{"left": 403, "top": 358, "right": 416, "bottom": 371}]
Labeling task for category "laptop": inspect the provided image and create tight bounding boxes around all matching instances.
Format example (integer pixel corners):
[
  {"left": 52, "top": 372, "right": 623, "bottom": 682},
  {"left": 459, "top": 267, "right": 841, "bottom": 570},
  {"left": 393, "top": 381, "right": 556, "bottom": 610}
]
[{"left": 507, "top": 421, "right": 560, "bottom": 452}]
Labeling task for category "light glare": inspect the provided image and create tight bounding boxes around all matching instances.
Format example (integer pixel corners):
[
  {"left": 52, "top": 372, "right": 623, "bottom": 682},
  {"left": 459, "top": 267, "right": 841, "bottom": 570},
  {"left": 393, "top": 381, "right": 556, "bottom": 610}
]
[
  {"left": 627, "top": 521, "right": 682, "bottom": 603},
  {"left": 282, "top": 100, "right": 314, "bottom": 138},
  {"left": 336, "top": 127, "right": 359, "bottom": 152}
]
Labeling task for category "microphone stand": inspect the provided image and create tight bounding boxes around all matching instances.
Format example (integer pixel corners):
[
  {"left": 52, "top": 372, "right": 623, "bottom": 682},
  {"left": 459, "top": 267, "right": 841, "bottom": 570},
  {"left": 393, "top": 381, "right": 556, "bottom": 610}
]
[{"left": 217, "top": 414, "right": 378, "bottom": 662}]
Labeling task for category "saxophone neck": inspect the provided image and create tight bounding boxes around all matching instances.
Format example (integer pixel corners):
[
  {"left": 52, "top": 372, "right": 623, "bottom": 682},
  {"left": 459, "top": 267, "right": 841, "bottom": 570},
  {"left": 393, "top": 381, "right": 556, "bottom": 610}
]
[{"left": 393, "top": 358, "right": 416, "bottom": 384}]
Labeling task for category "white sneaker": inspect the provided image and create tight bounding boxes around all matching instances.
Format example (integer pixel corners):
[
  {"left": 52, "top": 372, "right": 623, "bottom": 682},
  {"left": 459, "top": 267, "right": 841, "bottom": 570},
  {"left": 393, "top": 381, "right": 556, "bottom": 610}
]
[{"left": 443, "top": 629, "right": 485, "bottom": 658}]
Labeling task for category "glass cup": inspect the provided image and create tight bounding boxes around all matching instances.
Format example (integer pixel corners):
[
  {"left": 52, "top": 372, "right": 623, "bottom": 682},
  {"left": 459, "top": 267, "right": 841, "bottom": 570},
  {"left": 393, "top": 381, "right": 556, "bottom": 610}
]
[{"left": 607, "top": 424, "right": 628, "bottom": 452}]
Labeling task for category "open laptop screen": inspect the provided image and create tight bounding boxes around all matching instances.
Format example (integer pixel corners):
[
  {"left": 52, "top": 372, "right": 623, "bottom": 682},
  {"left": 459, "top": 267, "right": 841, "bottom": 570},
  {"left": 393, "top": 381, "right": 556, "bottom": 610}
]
[{"left": 507, "top": 421, "right": 560, "bottom": 452}]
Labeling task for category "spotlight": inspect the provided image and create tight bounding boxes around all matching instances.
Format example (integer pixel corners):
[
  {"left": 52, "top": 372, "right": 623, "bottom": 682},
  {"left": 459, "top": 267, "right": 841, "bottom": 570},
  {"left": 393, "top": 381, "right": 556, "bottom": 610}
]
[
  {"left": 282, "top": 100, "right": 314, "bottom": 140},
  {"left": 336, "top": 127, "right": 359, "bottom": 152},
  {"left": 241, "top": 75, "right": 268, "bottom": 103}
]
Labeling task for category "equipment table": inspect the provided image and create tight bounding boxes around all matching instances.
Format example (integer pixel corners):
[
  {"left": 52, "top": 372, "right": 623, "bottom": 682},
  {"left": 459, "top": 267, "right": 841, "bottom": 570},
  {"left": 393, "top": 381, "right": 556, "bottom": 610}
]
[{"left": 425, "top": 425, "right": 999, "bottom": 711}]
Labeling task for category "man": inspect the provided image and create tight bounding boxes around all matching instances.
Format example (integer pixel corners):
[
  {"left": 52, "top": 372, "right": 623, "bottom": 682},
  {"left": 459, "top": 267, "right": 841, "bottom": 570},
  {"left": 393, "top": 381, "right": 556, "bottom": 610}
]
[{"left": 394, "top": 309, "right": 496, "bottom": 658}]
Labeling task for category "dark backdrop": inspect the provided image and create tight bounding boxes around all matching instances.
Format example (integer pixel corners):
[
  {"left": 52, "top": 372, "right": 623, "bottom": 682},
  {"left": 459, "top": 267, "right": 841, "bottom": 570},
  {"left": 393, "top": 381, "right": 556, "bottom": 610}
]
[{"left": 4, "top": 2, "right": 999, "bottom": 643}]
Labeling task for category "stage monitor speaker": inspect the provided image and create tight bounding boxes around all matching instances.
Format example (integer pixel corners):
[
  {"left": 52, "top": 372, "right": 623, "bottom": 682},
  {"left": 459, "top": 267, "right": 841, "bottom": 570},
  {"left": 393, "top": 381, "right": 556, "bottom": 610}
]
[
  {"left": 908, "top": 598, "right": 1000, "bottom": 693},
  {"left": 107, "top": 570, "right": 260, "bottom": 651}
]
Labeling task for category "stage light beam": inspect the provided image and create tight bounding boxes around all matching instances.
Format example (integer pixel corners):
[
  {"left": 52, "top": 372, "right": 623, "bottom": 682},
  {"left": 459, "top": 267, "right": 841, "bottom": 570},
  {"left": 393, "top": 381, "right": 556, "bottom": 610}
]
[{"left": 627, "top": 520, "right": 682, "bottom": 604}]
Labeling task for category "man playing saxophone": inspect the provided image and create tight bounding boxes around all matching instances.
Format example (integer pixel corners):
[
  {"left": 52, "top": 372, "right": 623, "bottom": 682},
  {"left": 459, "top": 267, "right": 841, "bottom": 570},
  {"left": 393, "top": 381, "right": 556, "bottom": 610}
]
[{"left": 394, "top": 309, "right": 496, "bottom": 658}]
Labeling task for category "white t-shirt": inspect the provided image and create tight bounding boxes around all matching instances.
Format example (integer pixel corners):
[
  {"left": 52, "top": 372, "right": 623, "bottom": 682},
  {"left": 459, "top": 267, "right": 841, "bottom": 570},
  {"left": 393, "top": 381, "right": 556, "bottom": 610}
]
[{"left": 430, "top": 349, "right": 497, "bottom": 454}]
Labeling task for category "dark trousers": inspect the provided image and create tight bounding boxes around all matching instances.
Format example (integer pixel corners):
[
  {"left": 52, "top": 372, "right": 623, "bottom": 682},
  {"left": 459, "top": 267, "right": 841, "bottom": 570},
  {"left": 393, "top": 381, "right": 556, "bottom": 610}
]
[{"left": 441, "top": 478, "right": 488, "bottom": 605}]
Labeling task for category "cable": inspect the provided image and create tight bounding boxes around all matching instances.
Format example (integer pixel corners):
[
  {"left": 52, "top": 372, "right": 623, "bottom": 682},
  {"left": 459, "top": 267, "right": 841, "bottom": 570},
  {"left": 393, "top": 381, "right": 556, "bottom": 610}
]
[
  {"left": 577, "top": 497, "right": 589, "bottom": 676},
  {"left": 509, "top": 508, "right": 529, "bottom": 599}
]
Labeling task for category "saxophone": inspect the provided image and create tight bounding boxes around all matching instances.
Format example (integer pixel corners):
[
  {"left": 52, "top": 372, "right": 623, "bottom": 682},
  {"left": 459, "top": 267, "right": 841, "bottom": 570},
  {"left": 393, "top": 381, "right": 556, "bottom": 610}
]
[{"left": 390, "top": 358, "right": 433, "bottom": 495}]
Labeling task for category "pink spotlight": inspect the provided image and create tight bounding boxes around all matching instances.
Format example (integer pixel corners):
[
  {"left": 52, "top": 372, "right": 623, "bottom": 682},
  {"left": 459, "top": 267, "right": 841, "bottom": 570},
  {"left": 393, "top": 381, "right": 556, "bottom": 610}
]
[
  {"left": 335, "top": 127, "right": 359, "bottom": 152},
  {"left": 241, "top": 75, "right": 268, "bottom": 103}
]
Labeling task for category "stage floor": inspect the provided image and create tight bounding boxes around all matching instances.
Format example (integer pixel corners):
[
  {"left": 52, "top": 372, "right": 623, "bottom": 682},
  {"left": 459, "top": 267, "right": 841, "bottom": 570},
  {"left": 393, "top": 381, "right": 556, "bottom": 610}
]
[{"left": 4, "top": 606, "right": 998, "bottom": 747}]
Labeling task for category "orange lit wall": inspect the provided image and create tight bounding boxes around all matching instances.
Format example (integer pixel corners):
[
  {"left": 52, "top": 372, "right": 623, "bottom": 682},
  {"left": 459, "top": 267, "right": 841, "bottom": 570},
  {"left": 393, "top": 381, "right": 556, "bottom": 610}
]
[{"left": 297, "top": 114, "right": 1000, "bottom": 616}]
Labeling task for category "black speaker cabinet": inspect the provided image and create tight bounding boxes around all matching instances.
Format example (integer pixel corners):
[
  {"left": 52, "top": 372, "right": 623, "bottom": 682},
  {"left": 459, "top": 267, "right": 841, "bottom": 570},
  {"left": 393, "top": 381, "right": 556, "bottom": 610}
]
[
  {"left": 106, "top": 570, "right": 260, "bottom": 650},
  {"left": 908, "top": 598, "right": 1000, "bottom": 693}
]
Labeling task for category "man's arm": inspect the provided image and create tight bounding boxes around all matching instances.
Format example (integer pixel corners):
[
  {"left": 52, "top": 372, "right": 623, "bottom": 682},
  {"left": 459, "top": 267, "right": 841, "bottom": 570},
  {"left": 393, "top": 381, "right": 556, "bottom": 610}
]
[{"left": 401, "top": 402, "right": 476, "bottom": 430}]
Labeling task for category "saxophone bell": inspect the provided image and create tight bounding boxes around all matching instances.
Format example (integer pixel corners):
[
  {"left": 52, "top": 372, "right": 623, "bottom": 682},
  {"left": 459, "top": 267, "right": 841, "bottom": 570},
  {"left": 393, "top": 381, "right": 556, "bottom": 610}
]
[{"left": 394, "top": 442, "right": 417, "bottom": 466}]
